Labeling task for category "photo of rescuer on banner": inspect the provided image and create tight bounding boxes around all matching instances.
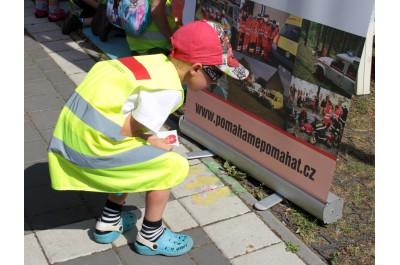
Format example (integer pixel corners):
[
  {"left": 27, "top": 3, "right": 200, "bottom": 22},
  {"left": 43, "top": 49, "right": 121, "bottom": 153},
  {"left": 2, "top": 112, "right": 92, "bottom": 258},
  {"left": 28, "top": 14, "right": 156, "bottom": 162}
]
[{"left": 184, "top": 0, "right": 370, "bottom": 202}]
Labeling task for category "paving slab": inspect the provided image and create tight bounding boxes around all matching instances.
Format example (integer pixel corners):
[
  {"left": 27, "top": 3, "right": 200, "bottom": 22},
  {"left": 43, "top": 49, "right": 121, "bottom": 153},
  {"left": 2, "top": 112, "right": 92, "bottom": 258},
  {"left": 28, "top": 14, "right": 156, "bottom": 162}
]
[
  {"left": 55, "top": 249, "right": 123, "bottom": 265},
  {"left": 31, "top": 30, "right": 71, "bottom": 43},
  {"left": 25, "top": 120, "right": 41, "bottom": 141},
  {"left": 49, "top": 57, "right": 95, "bottom": 76},
  {"left": 24, "top": 22, "right": 61, "bottom": 34},
  {"left": 117, "top": 244, "right": 195, "bottom": 265},
  {"left": 24, "top": 185, "right": 83, "bottom": 216},
  {"left": 230, "top": 242, "right": 307, "bottom": 265},
  {"left": 184, "top": 227, "right": 213, "bottom": 248},
  {"left": 24, "top": 162, "right": 51, "bottom": 189},
  {"left": 29, "top": 108, "right": 63, "bottom": 130},
  {"left": 28, "top": 46, "right": 53, "bottom": 61},
  {"left": 172, "top": 163, "right": 225, "bottom": 199},
  {"left": 44, "top": 68, "right": 77, "bottom": 85},
  {"left": 36, "top": 219, "right": 111, "bottom": 264},
  {"left": 24, "top": 66, "right": 48, "bottom": 81},
  {"left": 39, "top": 39, "right": 83, "bottom": 54},
  {"left": 189, "top": 244, "right": 232, "bottom": 265},
  {"left": 38, "top": 127, "right": 56, "bottom": 145},
  {"left": 179, "top": 186, "right": 250, "bottom": 226},
  {"left": 28, "top": 205, "right": 93, "bottom": 231},
  {"left": 35, "top": 58, "right": 62, "bottom": 72},
  {"left": 24, "top": 139, "right": 48, "bottom": 163},
  {"left": 49, "top": 48, "right": 92, "bottom": 64},
  {"left": 24, "top": 233, "right": 48, "bottom": 265},
  {"left": 24, "top": 79, "right": 56, "bottom": 96},
  {"left": 68, "top": 72, "right": 88, "bottom": 85},
  {"left": 203, "top": 212, "right": 281, "bottom": 259},
  {"left": 53, "top": 80, "right": 77, "bottom": 100},
  {"left": 24, "top": 93, "right": 66, "bottom": 112},
  {"left": 163, "top": 199, "right": 199, "bottom": 232}
]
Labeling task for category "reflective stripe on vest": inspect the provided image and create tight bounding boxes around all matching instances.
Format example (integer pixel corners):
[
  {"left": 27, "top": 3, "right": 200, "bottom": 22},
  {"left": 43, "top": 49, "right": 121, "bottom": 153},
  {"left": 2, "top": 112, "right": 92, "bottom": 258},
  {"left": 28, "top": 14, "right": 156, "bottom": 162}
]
[
  {"left": 49, "top": 136, "right": 167, "bottom": 169},
  {"left": 48, "top": 55, "right": 184, "bottom": 169},
  {"left": 65, "top": 91, "right": 126, "bottom": 141}
]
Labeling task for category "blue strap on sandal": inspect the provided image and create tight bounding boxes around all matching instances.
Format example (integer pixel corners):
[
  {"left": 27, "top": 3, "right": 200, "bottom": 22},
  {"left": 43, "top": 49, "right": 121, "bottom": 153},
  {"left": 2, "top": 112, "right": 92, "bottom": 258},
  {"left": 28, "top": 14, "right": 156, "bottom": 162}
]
[
  {"left": 93, "top": 211, "right": 137, "bottom": 244},
  {"left": 133, "top": 228, "right": 193, "bottom": 256}
]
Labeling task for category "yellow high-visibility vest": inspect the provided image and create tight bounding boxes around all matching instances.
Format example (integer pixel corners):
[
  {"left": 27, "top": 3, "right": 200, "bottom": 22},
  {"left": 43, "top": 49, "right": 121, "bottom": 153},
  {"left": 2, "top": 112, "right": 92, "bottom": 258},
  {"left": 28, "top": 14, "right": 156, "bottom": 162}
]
[
  {"left": 48, "top": 54, "right": 188, "bottom": 193},
  {"left": 125, "top": 0, "right": 177, "bottom": 53}
]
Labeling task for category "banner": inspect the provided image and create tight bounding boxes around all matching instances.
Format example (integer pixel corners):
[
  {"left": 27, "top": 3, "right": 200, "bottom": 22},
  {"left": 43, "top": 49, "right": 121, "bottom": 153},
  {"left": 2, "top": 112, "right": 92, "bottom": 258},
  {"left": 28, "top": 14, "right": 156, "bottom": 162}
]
[{"left": 185, "top": 0, "right": 374, "bottom": 203}]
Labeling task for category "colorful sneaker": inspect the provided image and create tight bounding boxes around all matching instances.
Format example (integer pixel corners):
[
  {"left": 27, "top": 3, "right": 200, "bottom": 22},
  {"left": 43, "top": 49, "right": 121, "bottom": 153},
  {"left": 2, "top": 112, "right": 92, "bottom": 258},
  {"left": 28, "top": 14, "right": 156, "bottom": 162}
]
[
  {"left": 134, "top": 228, "right": 193, "bottom": 256},
  {"left": 48, "top": 9, "right": 68, "bottom": 22},
  {"left": 62, "top": 15, "right": 82, "bottom": 35},
  {"left": 34, "top": 9, "right": 48, "bottom": 18}
]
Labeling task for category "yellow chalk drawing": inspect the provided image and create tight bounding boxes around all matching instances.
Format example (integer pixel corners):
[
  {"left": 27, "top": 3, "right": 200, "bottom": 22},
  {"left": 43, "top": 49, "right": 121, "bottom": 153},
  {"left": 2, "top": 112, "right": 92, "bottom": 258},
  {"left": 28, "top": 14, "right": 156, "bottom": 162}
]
[
  {"left": 191, "top": 186, "right": 232, "bottom": 206},
  {"left": 184, "top": 175, "right": 220, "bottom": 190},
  {"left": 188, "top": 165, "right": 203, "bottom": 176}
]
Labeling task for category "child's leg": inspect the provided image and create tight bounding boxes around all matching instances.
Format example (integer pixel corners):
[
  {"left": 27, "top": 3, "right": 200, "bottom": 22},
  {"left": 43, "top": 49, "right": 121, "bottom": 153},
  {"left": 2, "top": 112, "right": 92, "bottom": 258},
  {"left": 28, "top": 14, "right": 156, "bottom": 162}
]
[
  {"left": 35, "top": 0, "right": 49, "bottom": 18},
  {"left": 48, "top": 0, "right": 60, "bottom": 14},
  {"left": 135, "top": 190, "right": 170, "bottom": 243},
  {"left": 144, "top": 190, "right": 170, "bottom": 222},
  {"left": 83, "top": 17, "right": 93, "bottom": 27},
  {"left": 48, "top": 0, "right": 68, "bottom": 22},
  {"left": 134, "top": 189, "right": 193, "bottom": 256},
  {"left": 108, "top": 193, "right": 128, "bottom": 205},
  {"left": 96, "top": 193, "right": 127, "bottom": 228},
  {"left": 93, "top": 192, "right": 136, "bottom": 244}
]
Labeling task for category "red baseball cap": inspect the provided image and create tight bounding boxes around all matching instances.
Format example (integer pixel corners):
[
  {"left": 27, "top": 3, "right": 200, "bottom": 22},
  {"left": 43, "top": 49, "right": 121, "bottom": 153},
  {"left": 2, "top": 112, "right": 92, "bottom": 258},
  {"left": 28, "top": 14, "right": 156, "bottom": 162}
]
[{"left": 170, "top": 20, "right": 249, "bottom": 80}]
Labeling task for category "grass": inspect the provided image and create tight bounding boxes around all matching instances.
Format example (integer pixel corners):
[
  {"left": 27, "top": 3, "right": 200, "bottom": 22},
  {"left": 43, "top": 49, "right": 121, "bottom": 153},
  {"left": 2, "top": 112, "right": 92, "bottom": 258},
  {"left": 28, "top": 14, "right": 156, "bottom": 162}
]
[{"left": 286, "top": 241, "right": 301, "bottom": 253}]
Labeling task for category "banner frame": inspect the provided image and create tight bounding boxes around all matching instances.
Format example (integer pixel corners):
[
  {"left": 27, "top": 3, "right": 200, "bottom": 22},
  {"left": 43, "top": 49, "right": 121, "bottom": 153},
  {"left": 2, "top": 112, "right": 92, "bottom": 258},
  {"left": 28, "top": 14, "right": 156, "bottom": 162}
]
[{"left": 179, "top": 116, "right": 344, "bottom": 224}]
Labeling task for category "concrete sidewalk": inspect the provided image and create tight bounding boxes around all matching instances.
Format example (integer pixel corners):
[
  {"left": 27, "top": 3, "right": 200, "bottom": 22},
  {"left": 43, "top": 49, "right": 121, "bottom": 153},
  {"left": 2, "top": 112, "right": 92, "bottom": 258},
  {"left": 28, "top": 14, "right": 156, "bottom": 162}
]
[{"left": 24, "top": 1, "right": 326, "bottom": 264}]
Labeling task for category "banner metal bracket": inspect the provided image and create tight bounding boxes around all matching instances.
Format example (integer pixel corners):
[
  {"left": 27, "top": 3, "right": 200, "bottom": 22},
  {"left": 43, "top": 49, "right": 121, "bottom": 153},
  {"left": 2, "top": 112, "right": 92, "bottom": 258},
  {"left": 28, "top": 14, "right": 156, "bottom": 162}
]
[{"left": 254, "top": 193, "right": 284, "bottom": 211}]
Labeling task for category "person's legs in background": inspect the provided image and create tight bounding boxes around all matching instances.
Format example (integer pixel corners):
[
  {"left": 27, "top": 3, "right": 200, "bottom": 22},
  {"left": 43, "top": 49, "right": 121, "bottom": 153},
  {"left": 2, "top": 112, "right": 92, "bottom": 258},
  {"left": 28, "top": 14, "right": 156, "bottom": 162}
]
[
  {"left": 48, "top": 0, "right": 68, "bottom": 21},
  {"left": 35, "top": 0, "right": 68, "bottom": 22},
  {"left": 62, "top": 0, "right": 99, "bottom": 35},
  {"left": 34, "top": 0, "right": 49, "bottom": 18}
]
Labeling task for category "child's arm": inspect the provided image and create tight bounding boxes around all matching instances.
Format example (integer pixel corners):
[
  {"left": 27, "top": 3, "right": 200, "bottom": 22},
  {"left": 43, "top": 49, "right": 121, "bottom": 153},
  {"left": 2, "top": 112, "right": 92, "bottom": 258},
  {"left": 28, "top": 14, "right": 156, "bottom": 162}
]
[
  {"left": 147, "top": 134, "right": 173, "bottom": 151},
  {"left": 120, "top": 113, "right": 172, "bottom": 151}
]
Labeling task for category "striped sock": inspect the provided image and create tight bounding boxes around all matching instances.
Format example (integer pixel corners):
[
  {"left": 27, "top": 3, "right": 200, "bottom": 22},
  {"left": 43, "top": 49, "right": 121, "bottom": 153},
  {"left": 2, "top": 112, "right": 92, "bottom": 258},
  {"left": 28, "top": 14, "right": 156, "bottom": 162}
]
[
  {"left": 95, "top": 200, "right": 122, "bottom": 234},
  {"left": 139, "top": 219, "right": 164, "bottom": 242}
]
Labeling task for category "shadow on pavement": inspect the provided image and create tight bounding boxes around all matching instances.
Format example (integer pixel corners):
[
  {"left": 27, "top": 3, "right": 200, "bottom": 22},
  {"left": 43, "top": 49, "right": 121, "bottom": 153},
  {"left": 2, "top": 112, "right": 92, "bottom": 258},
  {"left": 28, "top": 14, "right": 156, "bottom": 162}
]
[{"left": 24, "top": 162, "right": 141, "bottom": 232}]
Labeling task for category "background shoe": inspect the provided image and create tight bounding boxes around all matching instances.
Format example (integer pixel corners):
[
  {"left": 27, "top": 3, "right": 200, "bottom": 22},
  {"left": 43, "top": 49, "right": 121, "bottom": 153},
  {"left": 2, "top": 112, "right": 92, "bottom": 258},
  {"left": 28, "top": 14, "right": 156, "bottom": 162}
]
[
  {"left": 91, "top": 4, "right": 106, "bottom": 36},
  {"left": 134, "top": 228, "right": 193, "bottom": 256},
  {"left": 62, "top": 15, "right": 81, "bottom": 35},
  {"left": 48, "top": 9, "right": 68, "bottom": 22},
  {"left": 34, "top": 9, "right": 48, "bottom": 18}
]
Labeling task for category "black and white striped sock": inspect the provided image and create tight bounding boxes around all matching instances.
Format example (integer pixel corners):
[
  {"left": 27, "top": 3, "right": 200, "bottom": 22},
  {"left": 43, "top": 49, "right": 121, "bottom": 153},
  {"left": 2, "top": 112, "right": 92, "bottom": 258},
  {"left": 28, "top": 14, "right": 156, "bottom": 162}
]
[
  {"left": 95, "top": 200, "right": 122, "bottom": 234},
  {"left": 139, "top": 219, "right": 164, "bottom": 242}
]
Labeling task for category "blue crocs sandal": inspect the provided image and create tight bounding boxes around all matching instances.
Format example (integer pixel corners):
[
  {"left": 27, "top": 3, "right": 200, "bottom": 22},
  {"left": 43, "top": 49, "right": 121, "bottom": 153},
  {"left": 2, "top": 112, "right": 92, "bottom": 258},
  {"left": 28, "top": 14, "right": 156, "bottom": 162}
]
[
  {"left": 93, "top": 211, "right": 137, "bottom": 244},
  {"left": 134, "top": 228, "right": 193, "bottom": 256}
]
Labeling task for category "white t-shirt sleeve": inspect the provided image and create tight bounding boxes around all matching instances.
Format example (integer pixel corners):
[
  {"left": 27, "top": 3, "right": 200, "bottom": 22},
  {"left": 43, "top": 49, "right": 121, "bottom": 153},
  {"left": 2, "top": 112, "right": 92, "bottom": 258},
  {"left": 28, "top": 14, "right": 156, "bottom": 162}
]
[{"left": 129, "top": 90, "right": 182, "bottom": 134}]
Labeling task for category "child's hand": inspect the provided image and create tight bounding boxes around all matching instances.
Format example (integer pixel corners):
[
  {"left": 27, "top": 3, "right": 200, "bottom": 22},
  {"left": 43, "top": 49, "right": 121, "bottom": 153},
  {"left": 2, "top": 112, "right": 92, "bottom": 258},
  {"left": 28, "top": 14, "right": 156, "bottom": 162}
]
[{"left": 147, "top": 135, "right": 173, "bottom": 151}]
